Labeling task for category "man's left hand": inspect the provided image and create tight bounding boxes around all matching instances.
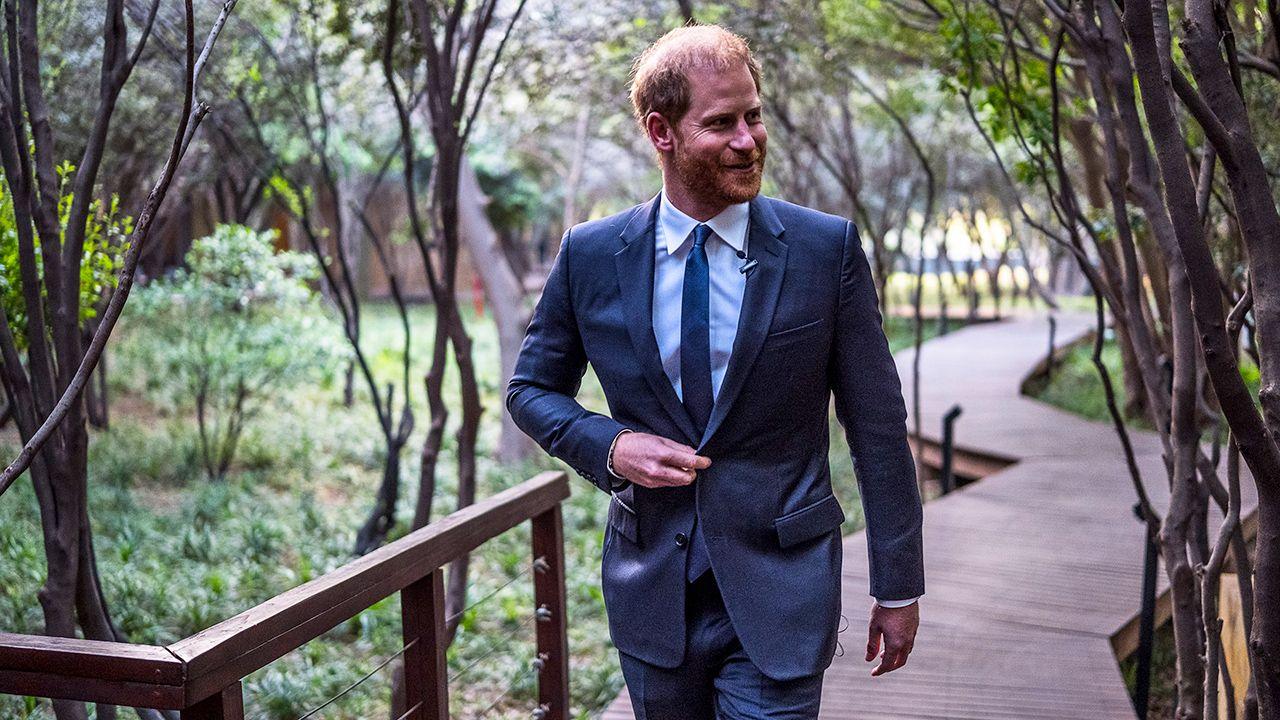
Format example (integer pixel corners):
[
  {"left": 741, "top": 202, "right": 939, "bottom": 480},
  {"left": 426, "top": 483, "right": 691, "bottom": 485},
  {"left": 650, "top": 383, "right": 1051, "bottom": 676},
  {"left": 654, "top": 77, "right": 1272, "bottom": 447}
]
[{"left": 866, "top": 601, "right": 919, "bottom": 676}]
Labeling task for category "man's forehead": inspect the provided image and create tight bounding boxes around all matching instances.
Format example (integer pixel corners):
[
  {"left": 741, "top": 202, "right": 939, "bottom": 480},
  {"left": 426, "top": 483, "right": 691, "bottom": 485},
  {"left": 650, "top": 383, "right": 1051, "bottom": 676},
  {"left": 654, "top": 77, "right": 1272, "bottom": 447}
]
[{"left": 684, "top": 64, "right": 760, "bottom": 111}]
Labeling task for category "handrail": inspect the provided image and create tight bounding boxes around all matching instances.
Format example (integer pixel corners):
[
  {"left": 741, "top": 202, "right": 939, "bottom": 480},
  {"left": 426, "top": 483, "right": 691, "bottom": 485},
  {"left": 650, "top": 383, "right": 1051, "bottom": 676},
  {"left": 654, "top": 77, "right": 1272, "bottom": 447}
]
[
  {"left": 0, "top": 633, "right": 184, "bottom": 708},
  {"left": 0, "top": 470, "right": 573, "bottom": 719}
]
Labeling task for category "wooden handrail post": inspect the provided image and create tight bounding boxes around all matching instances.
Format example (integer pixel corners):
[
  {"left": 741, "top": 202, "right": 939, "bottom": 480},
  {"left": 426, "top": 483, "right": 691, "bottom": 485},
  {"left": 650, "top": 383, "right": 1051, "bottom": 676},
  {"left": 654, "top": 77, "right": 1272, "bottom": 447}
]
[
  {"left": 181, "top": 681, "right": 244, "bottom": 720},
  {"left": 531, "top": 505, "right": 570, "bottom": 720},
  {"left": 402, "top": 567, "right": 449, "bottom": 720}
]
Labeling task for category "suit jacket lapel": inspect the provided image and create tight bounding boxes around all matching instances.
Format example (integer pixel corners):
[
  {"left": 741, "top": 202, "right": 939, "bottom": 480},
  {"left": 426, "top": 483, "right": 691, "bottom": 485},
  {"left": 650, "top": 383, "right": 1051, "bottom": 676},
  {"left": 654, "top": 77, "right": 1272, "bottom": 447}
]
[
  {"left": 615, "top": 194, "right": 702, "bottom": 446},
  {"left": 697, "top": 195, "right": 788, "bottom": 451}
]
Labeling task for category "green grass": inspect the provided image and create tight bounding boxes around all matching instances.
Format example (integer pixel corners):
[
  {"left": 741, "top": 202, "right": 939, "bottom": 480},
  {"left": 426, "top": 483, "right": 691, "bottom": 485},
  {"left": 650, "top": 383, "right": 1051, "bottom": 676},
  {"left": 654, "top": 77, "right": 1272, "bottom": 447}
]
[
  {"left": 0, "top": 298, "right": 937, "bottom": 719},
  {"left": 1024, "top": 332, "right": 1152, "bottom": 429},
  {"left": 1026, "top": 332, "right": 1262, "bottom": 431}
]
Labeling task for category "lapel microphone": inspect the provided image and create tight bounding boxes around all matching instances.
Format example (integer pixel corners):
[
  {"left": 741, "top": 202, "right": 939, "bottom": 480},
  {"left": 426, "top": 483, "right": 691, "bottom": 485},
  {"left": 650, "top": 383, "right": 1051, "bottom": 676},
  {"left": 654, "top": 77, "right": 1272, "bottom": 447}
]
[{"left": 735, "top": 248, "right": 759, "bottom": 276}]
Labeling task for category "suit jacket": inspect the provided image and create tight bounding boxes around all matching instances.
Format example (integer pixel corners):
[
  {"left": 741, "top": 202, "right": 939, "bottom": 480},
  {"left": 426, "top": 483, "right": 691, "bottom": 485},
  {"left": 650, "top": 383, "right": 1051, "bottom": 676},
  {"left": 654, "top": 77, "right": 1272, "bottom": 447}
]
[{"left": 506, "top": 193, "right": 925, "bottom": 681}]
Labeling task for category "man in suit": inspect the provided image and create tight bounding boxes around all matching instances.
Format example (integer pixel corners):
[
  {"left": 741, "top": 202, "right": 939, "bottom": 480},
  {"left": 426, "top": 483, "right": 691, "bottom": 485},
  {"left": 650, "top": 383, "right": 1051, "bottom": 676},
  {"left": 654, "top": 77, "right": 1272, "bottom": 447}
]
[{"left": 506, "top": 23, "right": 924, "bottom": 719}]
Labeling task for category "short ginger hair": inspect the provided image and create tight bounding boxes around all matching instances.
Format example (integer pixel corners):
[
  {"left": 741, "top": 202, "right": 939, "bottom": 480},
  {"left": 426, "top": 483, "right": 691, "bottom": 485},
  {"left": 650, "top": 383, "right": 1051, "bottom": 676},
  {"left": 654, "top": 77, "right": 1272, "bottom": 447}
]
[{"left": 628, "top": 24, "right": 762, "bottom": 128}]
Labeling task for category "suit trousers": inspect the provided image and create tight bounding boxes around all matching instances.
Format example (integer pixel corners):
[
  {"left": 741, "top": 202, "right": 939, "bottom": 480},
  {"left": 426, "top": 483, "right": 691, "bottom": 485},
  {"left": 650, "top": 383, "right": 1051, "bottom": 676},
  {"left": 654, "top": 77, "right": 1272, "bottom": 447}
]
[{"left": 617, "top": 568, "right": 825, "bottom": 719}]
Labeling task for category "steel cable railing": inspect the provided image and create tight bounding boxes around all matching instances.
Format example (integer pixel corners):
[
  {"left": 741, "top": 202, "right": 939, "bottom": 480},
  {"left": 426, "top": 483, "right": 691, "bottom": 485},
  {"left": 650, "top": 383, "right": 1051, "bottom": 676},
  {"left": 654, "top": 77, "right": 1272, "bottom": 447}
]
[{"left": 257, "top": 555, "right": 550, "bottom": 719}]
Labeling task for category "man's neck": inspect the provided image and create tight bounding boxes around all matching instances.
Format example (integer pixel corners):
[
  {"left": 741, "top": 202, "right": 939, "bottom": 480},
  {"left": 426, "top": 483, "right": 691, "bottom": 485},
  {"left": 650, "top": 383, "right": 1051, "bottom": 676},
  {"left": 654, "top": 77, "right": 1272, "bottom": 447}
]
[{"left": 661, "top": 180, "right": 730, "bottom": 222}]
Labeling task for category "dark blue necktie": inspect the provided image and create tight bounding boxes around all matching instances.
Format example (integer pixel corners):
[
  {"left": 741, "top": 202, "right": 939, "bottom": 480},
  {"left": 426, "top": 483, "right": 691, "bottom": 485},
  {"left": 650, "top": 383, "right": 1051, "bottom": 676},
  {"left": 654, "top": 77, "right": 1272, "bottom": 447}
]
[
  {"left": 682, "top": 223, "right": 713, "bottom": 582},
  {"left": 681, "top": 224, "right": 714, "bottom": 433}
]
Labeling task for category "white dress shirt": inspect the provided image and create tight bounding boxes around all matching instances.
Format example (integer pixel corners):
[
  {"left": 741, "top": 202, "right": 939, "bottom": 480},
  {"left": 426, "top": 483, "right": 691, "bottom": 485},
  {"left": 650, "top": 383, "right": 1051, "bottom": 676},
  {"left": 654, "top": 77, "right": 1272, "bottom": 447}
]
[
  {"left": 653, "top": 189, "right": 750, "bottom": 402},
  {"left": 608, "top": 188, "right": 920, "bottom": 609}
]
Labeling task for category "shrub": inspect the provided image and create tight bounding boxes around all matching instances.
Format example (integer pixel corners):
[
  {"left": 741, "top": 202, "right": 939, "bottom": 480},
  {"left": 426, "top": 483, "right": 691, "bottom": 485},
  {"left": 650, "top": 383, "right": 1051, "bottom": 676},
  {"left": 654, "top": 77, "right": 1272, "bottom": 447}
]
[{"left": 128, "top": 224, "right": 351, "bottom": 480}]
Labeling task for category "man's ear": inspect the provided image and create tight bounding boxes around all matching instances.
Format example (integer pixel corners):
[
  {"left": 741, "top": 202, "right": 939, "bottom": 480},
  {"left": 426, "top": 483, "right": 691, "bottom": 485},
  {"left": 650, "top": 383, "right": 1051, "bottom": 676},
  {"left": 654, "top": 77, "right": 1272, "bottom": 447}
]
[{"left": 645, "top": 112, "right": 676, "bottom": 153}]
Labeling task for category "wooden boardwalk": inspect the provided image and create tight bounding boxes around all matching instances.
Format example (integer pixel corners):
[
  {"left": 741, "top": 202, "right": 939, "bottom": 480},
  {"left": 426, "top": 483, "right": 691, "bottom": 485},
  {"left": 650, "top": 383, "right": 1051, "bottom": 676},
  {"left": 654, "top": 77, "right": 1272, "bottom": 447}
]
[{"left": 601, "top": 310, "right": 1257, "bottom": 719}]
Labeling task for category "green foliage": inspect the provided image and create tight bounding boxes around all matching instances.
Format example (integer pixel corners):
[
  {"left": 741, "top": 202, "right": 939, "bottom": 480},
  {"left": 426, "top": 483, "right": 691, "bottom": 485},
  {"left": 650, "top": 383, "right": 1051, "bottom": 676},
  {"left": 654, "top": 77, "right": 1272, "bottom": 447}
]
[
  {"left": 1024, "top": 333, "right": 1148, "bottom": 427},
  {"left": 1027, "top": 334, "right": 1262, "bottom": 428},
  {"left": 474, "top": 155, "right": 552, "bottom": 233},
  {"left": 265, "top": 173, "right": 309, "bottom": 219},
  {"left": 0, "top": 161, "right": 131, "bottom": 351},
  {"left": 124, "top": 224, "right": 351, "bottom": 478},
  {"left": 822, "top": 0, "right": 925, "bottom": 54},
  {"left": 874, "top": 0, "right": 1066, "bottom": 193}
]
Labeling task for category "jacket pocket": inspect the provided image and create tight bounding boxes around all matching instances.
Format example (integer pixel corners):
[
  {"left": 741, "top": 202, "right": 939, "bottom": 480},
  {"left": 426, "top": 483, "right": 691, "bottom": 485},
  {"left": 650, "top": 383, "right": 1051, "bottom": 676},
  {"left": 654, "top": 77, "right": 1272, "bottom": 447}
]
[
  {"left": 773, "top": 492, "right": 845, "bottom": 548},
  {"left": 762, "top": 317, "right": 824, "bottom": 352},
  {"left": 607, "top": 492, "right": 638, "bottom": 544}
]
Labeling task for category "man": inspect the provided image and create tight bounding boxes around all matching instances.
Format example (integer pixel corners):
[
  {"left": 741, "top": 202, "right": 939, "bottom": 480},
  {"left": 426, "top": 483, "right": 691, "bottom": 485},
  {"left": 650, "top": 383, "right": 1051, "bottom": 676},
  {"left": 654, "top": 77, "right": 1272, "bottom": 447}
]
[{"left": 506, "top": 24, "right": 924, "bottom": 719}]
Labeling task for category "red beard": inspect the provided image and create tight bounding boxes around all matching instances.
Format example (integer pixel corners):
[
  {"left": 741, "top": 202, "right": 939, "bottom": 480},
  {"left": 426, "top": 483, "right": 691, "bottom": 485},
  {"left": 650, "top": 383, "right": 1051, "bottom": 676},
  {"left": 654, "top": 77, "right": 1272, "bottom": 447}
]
[{"left": 670, "top": 136, "right": 766, "bottom": 207}]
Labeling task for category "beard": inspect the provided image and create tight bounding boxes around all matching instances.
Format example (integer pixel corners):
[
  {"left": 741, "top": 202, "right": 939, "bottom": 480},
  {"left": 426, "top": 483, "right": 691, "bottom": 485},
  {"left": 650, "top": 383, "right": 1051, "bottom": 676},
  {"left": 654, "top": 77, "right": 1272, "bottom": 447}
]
[{"left": 670, "top": 134, "right": 766, "bottom": 208}]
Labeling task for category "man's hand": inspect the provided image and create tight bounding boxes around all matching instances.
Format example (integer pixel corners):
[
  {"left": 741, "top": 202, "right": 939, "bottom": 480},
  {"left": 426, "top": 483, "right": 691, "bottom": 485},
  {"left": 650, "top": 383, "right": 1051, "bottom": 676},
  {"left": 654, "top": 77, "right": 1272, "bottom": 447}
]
[
  {"left": 866, "top": 601, "right": 919, "bottom": 676},
  {"left": 612, "top": 432, "right": 711, "bottom": 488}
]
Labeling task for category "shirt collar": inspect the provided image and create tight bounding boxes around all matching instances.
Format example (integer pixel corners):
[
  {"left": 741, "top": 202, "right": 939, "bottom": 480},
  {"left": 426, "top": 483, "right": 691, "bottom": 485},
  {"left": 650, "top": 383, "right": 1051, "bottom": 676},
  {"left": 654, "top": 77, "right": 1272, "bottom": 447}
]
[{"left": 658, "top": 187, "right": 749, "bottom": 255}]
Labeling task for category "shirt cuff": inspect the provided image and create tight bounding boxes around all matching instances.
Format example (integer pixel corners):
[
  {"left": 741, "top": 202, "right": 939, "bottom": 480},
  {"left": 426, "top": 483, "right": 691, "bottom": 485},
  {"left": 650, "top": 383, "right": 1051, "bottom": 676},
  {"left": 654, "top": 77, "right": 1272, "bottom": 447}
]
[
  {"left": 874, "top": 595, "right": 921, "bottom": 608},
  {"left": 606, "top": 428, "right": 633, "bottom": 489}
]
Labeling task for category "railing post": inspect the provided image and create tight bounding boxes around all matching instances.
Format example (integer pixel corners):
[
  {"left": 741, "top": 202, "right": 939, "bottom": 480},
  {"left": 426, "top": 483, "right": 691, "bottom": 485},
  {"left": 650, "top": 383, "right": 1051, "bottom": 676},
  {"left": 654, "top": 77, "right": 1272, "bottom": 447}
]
[
  {"left": 531, "top": 505, "right": 570, "bottom": 720},
  {"left": 182, "top": 682, "right": 244, "bottom": 720},
  {"left": 941, "top": 404, "right": 963, "bottom": 495},
  {"left": 402, "top": 568, "right": 449, "bottom": 720},
  {"left": 1132, "top": 502, "right": 1159, "bottom": 718},
  {"left": 1046, "top": 316, "right": 1057, "bottom": 382}
]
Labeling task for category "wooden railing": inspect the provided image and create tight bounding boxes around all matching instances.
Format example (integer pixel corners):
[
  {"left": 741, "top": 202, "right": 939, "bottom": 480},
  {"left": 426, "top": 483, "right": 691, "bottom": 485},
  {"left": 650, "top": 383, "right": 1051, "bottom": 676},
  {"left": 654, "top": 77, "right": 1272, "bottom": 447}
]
[{"left": 0, "top": 470, "right": 573, "bottom": 719}]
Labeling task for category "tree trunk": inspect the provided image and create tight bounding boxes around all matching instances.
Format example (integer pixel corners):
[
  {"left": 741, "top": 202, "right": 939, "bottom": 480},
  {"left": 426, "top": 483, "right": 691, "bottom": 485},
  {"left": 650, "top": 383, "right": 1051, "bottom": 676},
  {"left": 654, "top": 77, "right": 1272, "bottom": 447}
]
[{"left": 456, "top": 158, "right": 535, "bottom": 463}]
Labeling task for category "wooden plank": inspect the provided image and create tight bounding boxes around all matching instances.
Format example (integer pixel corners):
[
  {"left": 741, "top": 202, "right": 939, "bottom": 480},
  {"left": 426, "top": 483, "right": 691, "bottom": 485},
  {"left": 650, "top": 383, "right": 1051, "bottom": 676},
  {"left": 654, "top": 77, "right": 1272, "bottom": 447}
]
[
  {"left": 1111, "top": 591, "right": 1172, "bottom": 659},
  {"left": 532, "top": 505, "right": 571, "bottom": 720},
  {"left": 1218, "top": 573, "right": 1250, "bottom": 720},
  {"left": 0, "top": 633, "right": 183, "bottom": 686},
  {"left": 0, "top": 633, "right": 184, "bottom": 708},
  {"left": 172, "top": 471, "right": 569, "bottom": 703},
  {"left": 0, "top": 670, "right": 184, "bottom": 710},
  {"left": 401, "top": 569, "right": 448, "bottom": 720}
]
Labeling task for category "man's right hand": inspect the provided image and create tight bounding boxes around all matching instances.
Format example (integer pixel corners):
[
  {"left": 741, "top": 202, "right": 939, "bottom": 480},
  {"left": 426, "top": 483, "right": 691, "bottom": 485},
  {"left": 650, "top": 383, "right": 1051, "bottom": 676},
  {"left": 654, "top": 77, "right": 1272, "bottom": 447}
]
[{"left": 611, "top": 432, "right": 711, "bottom": 488}]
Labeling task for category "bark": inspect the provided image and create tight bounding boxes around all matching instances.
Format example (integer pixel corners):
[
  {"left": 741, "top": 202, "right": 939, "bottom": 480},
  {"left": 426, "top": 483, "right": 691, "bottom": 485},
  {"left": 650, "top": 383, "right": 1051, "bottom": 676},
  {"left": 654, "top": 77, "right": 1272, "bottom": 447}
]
[
  {"left": 1114, "top": 311, "right": 1151, "bottom": 422},
  {"left": 1202, "top": 437, "right": 1241, "bottom": 720},
  {"left": 456, "top": 158, "right": 535, "bottom": 463},
  {"left": 1123, "top": 0, "right": 1280, "bottom": 714},
  {"left": 561, "top": 105, "right": 590, "bottom": 233},
  {"left": 677, "top": 0, "right": 694, "bottom": 23},
  {"left": 404, "top": 0, "right": 527, "bottom": 649}
]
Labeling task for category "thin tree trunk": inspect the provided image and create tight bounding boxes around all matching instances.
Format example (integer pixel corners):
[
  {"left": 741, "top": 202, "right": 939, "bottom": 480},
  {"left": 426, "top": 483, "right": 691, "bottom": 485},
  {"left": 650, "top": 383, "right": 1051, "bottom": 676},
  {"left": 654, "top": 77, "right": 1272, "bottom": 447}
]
[{"left": 456, "top": 158, "right": 534, "bottom": 463}]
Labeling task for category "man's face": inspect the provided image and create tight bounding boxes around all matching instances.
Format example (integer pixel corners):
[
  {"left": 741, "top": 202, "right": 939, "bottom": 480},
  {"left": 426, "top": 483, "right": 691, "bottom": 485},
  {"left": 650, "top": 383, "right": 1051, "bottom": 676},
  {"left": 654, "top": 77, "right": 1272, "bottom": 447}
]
[{"left": 652, "top": 61, "right": 767, "bottom": 209}]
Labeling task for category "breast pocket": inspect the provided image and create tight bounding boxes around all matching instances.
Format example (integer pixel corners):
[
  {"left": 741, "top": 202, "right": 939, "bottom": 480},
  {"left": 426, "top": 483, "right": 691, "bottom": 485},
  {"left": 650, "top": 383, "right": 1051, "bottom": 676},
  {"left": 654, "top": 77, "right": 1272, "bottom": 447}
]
[{"left": 761, "top": 317, "right": 824, "bottom": 353}]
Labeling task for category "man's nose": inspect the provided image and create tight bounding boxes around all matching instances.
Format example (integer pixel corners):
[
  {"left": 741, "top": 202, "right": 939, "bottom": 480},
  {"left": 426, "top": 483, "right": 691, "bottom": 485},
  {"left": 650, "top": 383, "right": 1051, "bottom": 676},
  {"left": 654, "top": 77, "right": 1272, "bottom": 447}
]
[{"left": 729, "top": 119, "right": 757, "bottom": 151}]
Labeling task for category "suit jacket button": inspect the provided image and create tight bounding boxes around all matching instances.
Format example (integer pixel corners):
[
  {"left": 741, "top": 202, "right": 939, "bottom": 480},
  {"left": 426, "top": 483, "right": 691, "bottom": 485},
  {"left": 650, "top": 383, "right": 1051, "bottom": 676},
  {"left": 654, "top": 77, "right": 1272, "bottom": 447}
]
[{"left": 675, "top": 532, "right": 688, "bottom": 547}]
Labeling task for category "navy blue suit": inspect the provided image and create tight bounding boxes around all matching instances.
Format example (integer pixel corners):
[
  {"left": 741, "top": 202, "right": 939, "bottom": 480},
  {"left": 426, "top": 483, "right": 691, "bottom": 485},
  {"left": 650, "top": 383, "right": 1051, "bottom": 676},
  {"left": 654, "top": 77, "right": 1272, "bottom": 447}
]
[{"left": 506, "top": 193, "right": 924, "bottom": 684}]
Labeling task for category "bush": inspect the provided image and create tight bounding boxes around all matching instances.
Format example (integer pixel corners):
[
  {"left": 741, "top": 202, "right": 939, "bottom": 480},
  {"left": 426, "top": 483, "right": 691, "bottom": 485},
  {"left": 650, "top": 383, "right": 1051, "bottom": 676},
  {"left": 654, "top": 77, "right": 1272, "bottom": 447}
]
[
  {"left": 127, "top": 224, "right": 351, "bottom": 479},
  {"left": 0, "top": 161, "right": 131, "bottom": 351}
]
